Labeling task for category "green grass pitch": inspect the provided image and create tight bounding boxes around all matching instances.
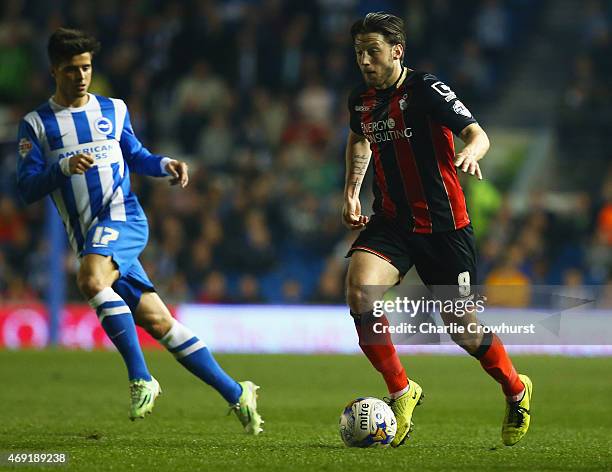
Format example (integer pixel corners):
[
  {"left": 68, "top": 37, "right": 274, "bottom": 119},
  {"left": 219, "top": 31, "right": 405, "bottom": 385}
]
[{"left": 1, "top": 351, "right": 611, "bottom": 471}]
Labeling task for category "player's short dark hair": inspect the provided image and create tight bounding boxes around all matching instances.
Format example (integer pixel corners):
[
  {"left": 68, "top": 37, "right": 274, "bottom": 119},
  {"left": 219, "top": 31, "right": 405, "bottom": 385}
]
[
  {"left": 350, "top": 12, "right": 406, "bottom": 50},
  {"left": 47, "top": 28, "right": 101, "bottom": 66}
]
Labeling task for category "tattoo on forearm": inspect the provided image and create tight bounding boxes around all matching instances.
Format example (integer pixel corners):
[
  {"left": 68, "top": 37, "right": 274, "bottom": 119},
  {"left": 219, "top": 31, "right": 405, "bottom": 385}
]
[
  {"left": 345, "top": 153, "right": 369, "bottom": 198},
  {"left": 351, "top": 154, "right": 369, "bottom": 176}
]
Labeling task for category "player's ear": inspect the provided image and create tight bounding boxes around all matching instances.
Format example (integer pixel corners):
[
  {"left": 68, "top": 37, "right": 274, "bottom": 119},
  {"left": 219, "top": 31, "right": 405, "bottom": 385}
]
[{"left": 392, "top": 44, "right": 403, "bottom": 61}]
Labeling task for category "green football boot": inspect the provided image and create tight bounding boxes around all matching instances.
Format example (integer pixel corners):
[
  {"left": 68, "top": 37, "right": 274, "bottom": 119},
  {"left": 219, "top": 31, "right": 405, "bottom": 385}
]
[
  {"left": 129, "top": 376, "right": 161, "bottom": 421},
  {"left": 387, "top": 380, "right": 424, "bottom": 447},
  {"left": 229, "top": 381, "right": 264, "bottom": 435},
  {"left": 502, "top": 374, "right": 532, "bottom": 446}
]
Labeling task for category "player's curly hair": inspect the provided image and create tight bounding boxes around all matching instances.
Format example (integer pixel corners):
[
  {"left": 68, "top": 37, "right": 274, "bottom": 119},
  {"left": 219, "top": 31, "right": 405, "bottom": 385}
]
[
  {"left": 350, "top": 12, "right": 406, "bottom": 51},
  {"left": 48, "top": 28, "right": 101, "bottom": 66}
]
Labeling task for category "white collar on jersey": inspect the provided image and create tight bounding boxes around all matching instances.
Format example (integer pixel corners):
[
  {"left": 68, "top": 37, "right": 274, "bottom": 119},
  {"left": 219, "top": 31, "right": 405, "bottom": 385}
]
[{"left": 49, "top": 93, "right": 93, "bottom": 112}]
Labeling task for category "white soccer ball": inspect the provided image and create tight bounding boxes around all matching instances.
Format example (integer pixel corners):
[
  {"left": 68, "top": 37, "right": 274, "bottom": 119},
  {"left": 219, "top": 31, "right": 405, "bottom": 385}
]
[{"left": 339, "top": 397, "right": 397, "bottom": 447}]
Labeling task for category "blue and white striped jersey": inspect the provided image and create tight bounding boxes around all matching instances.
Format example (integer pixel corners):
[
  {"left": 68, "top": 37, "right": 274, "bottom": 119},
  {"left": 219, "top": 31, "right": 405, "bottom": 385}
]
[{"left": 17, "top": 94, "right": 170, "bottom": 255}]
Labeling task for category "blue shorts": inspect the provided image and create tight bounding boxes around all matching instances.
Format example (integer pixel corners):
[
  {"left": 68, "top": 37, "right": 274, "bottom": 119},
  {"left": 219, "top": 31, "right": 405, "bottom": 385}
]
[{"left": 81, "top": 218, "right": 155, "bottom": 312}]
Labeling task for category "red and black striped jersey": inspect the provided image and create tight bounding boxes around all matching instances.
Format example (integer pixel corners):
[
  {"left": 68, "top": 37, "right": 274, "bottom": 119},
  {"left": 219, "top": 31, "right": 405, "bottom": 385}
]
[{"left": 348, "top": 70, "right": 477, "bottom": 233}]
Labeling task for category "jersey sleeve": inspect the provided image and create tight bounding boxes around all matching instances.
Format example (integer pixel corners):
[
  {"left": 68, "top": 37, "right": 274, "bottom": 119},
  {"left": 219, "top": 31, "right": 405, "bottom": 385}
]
[
  {"left": 347, "top": 89, "right": 365, "bottom": 136},
  {"left": 16, "top": 119, "right": 67, "bottom": 204},
  {"left": 420, "top": 74, "right": 477, "bottom": 135},
  {"left": 119, "top": 107, "right": 170, "bottom": 177}
]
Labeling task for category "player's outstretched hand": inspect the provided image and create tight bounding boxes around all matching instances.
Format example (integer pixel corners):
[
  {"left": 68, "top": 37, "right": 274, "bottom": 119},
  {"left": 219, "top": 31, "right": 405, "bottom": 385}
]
[
  {"left": 165, "top": 160, "right": 189, "bottom": 188},
  {"left": 454, "top": 150, "right": 482, "bottom": 180},
  {"left": 68, "top": 153, "right": 95, "bottom": 175},
  {"left": 343, "top": 197, "right": 369, "bottom": 230}
]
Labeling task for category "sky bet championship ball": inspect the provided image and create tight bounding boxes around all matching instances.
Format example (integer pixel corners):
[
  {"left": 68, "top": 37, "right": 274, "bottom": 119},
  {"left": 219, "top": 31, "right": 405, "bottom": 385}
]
[{"left": 339, "top": 397, "right": 397, "bottom": 448}]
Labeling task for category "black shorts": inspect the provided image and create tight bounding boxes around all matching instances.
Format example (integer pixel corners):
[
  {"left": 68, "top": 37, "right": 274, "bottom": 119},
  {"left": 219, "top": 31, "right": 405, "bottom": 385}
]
[{"left": 347, "top": 216, "right": 477, "bottom": 287}]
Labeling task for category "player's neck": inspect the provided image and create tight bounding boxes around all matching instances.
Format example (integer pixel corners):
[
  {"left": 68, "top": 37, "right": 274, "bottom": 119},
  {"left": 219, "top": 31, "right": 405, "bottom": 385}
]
[
  {"left": 377, "top": 63, "right": 405, "bottom": 90},
  {"left": 52, "top": 90, "right": 89, "bottom": 108}
]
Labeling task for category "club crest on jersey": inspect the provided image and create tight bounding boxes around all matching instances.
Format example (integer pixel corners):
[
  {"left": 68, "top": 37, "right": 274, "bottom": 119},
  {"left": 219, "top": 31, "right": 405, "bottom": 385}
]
[
  {"left": 18, "top": 138, "right": 32, "bottom": 158},
  {"left": 399, "top": 94, "right": 409, "bottom": 110},
  {"left": 94, "top": 117, "right": 113, "bottom": 135},
  {"left": 452, "top": 100, "right": 472, "bottom": 118}
]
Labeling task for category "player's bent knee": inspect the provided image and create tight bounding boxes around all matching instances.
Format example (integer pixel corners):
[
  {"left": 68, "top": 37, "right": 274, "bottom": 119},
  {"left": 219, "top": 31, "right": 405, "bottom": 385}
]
[
  {"left": 346, "top": 283, "right": 376, "bottom": 314},
  {"left": 450, "top": 332, "right": 482, "bottom": 355},
  {"left": 137, "top": 311, "right": 173, "bottom": 339},
  {"left": 76, "top": 274, "right": 108, "bottom": 299},
  {"left": 346, "top": 275, "right": 390, "bottom": 313},
  {"left": 346, "top": 280, "right": 362, "bottom": 309}
]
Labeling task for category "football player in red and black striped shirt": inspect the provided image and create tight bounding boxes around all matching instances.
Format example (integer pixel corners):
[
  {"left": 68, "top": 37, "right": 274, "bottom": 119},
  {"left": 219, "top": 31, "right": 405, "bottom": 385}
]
[{"left": 343, "top": 12, "right": 532, "bottom": 448}]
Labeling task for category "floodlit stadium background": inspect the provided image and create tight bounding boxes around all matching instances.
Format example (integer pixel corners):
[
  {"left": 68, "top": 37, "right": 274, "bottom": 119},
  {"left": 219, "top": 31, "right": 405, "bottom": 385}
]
[{"left": 0, "top": 0, "right": 611, "bottom": 353}]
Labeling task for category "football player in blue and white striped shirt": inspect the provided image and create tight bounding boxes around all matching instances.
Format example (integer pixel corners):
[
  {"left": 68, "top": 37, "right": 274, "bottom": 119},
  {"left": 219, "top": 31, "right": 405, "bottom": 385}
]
[{"left": 16, "top": 28, "right": 262, "bottom": 433}]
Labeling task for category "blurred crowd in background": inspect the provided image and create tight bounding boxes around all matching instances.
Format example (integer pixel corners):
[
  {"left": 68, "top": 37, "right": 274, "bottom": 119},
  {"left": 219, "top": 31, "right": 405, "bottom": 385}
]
[{"left": 0, "top": 0, "right": 611, "bottom": 306}]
